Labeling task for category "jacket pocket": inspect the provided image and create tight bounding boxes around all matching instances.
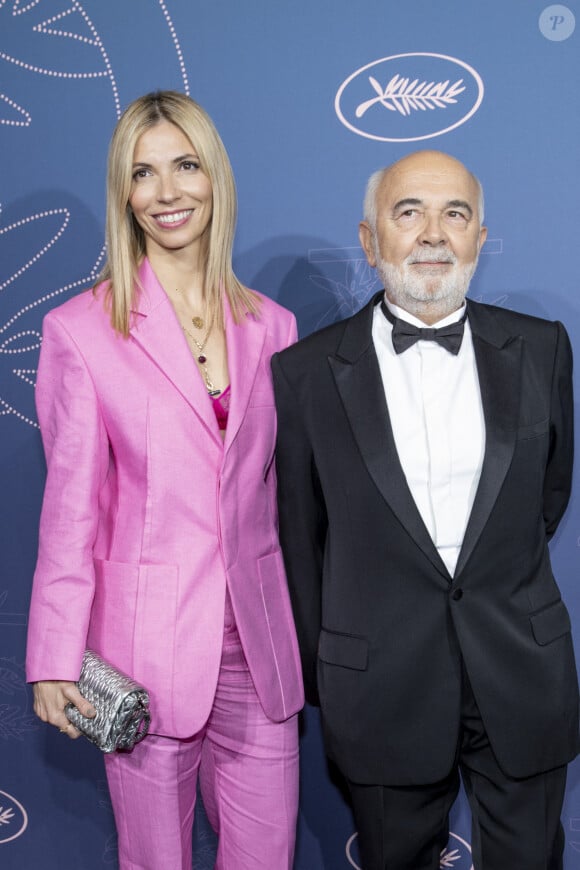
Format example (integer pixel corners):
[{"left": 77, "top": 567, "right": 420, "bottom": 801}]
[
  {"left": 90, "top": 559, "right": 139, "bottom": 659},
  {"left": 529, "top": 598, "right": 571, "bottom": 645},
  {"left": 318, "top": 628, "right": 368, "bottom": 670}
]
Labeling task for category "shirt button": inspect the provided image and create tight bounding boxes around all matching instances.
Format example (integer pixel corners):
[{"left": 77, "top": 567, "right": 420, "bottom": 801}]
[{"left": 451, "top": 588, "right": 463, "bottom": 601}]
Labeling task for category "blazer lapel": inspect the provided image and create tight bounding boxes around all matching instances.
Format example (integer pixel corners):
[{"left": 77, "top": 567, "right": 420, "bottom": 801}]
[
  {"left": 329, "top": 295, "right": 450, "bottom": 580},
  {"left": 223, "top": 298, "right": 266, "bottom": 453},
  {"left": 454, "top": 300, "right": 522, "bottom": 577},
  {"left": 129, "top": 259, "right": 222, "bottom": 446}
]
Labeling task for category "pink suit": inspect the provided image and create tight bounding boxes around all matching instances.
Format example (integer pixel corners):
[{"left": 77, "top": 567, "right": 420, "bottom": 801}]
[{"left": 26, "top": 258, "right": 304, "bottom": 868}]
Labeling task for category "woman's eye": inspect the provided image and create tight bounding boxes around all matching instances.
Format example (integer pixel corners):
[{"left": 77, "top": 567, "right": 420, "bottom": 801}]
[
  {"left": 132, "top": 168, "right": 150, "bottom": 181},
  {"left": 181, "top": 160, "right": 200, "bottom": 171}
]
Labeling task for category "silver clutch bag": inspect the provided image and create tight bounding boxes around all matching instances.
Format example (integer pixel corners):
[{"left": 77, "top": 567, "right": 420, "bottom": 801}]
[{"left": 65, "top": 649, "right": 151, "bottom": 753}]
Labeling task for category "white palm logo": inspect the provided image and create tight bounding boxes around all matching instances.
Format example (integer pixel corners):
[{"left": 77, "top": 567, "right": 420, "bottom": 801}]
[
  {"left": 357, "top": 75, "right": 465, "bottom": 118},
  {"left": 440, "top": 846, "right": 463, "bottom": 866},
  {"left": 0, "top": 790, "right": 27, "bottom": 843},
  {"left": 347, "top": 832, "right": 473, "bottom": 869},
  {"left": 0, "top": 806, "right": 15, "bottom": 826}
]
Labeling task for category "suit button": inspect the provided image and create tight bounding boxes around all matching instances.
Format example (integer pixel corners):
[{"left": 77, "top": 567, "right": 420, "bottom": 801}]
[{"left": 451, "top": 588, "right": 463, "bottom": 601}]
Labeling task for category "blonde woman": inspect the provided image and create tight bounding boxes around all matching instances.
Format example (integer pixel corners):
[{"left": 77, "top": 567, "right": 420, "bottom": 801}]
[{"left": 27, "top": 91, "right": 303, "bottom": 870}]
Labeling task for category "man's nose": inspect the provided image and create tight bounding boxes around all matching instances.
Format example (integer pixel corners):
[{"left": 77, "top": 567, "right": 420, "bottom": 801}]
[{"left": 419, "top": 212, "right": 447, "bottom": 246}]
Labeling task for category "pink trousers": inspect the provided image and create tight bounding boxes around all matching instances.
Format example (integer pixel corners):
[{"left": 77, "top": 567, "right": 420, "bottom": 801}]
[{"left": 104, "top": 600, "right": 299, "bottom": 870}]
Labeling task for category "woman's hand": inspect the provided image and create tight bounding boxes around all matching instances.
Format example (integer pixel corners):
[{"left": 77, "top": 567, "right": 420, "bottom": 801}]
[{"left": 32, "top": 680, "right": 96, "bottom": 739}]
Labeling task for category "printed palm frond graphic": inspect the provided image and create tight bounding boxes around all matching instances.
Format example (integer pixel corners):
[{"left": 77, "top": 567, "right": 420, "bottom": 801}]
[
  {"left": 0, "top": 0, "right": 120, "bottom": 114},
  {"left": 439, "top": 847, "right": 462, "bottom": 867},
  {"left": 309, "top": 258, "right": 380, "bottom": 330},
  {"left": 0, "top": 663, "right": 24, "bottom": 696},
  {"left": 0, "top": 705, "right": 38, "bottom": 740},
  {"left": 0, "top": 806, "right": 15, "bottom": 826},
  {"left": 0, "top": 202, "right": 106, "bottom": 428},
  {"left": 0, "top": 94, "right": 31, "bottom": 128},
  {"left": 356, "top": 75, "right": 465, "bottom": 118}
]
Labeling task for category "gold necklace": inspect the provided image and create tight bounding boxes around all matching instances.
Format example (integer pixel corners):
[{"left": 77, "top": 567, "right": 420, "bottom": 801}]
[
  {"left": 174, "top": 289, "right": 205, "bottom": 330},
  {"left": 182, "top": 320, "right": 221, "bottom": 397}
]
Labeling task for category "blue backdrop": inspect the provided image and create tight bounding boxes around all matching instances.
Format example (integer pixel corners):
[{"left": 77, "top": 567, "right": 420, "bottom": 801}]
[{"left": 1, "top": 2, "right": 579, "bottom": 868}]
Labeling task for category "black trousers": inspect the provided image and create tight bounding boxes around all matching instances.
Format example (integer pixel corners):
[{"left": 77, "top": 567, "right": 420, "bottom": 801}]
[{"left": 347, "top": 671, "right": 567, "bottom": 870}]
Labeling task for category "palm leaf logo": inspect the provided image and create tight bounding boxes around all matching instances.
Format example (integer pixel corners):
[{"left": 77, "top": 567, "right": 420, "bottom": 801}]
[
  {"left": 439, "top": 846, "right": 462, "bottom": 867},
  {"left": 0, "top": 806, "right": 15, "bottom": 826},
  {"left": 356, "top": 75, "right": 466, "bottom": 118}
]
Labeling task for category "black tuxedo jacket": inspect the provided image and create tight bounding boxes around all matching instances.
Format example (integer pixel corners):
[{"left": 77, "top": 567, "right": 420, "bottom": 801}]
[{"left": 272, "top": 295, "right": 579, "bottom": 785}]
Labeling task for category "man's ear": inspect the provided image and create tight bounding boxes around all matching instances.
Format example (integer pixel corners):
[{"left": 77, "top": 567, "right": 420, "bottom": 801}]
[
  {"left": 478, "top": 225, "right": 488, "bottom": 252},
  {"left": 359, "top": 221, "right": 377, "bottom": 267}
]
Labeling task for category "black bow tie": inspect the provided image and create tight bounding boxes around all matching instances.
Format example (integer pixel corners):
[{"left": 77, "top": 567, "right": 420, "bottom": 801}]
[{"left": 380, "top": 300, "right": 466, "bottom": 355}]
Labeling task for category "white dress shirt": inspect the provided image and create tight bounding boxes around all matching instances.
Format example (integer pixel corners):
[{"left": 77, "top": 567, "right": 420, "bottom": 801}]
[{"left": 372, "top": 296, "right": 485, "bottom": 576}]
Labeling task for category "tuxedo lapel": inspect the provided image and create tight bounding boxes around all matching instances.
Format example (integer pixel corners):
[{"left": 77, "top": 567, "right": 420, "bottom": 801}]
[
  {"left": 329, "top": 296, "right": 450, "bottom": 580},
  {"left": 454, "top": 300, "right": 522, "bottom": 577},
  {"left": 129, "top": 259, "right": 222, "bottom": 446},
  {"left": 223, "top": 299, "right": 266, "bottom": 453}
]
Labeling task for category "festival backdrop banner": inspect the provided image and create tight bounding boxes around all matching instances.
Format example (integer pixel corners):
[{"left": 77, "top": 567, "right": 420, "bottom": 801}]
[{"left": 1, "top": 2, "right": 579, "bottom": 868}]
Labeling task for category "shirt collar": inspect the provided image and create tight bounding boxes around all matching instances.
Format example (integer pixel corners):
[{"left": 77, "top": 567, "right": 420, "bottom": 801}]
[{"left": 382, "top": 294, "right": 467, "bottom": 330}]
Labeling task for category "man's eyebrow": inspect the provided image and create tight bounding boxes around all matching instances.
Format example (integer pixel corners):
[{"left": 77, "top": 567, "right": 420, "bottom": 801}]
[
  {"left": 447, "top": 199, "right": 473, "bottom": 217},
  {"left": 391, "top": 197, "right": 475, "bottom": 217},
  {"left": 392, "top": 198, "right": 422, "bottom": 212}
]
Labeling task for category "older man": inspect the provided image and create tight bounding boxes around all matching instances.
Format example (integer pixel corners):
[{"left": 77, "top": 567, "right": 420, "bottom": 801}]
[{"left": 272, "top": 151, "right": 578, "bottom": 869}]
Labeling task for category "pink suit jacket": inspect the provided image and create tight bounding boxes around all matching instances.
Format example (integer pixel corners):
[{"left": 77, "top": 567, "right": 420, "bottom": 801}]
[{"left": 26, "top": 258, "right": 304, "bottom": 736}]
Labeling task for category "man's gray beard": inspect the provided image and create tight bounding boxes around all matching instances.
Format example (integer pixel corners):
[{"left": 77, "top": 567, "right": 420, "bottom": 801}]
[{"left": 376, "top": 255, "right": 478, "bottom": 321}]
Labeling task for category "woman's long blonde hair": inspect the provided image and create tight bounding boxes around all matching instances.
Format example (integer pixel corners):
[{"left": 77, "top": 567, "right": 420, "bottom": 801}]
[{"left": 96, "top": 90, "right": 259, "bottom": 336}]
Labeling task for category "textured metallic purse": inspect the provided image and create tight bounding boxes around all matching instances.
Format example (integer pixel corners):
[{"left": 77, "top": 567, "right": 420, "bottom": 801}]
[{"left": 65, "top": 649, "right": 151, "bottom": 753}]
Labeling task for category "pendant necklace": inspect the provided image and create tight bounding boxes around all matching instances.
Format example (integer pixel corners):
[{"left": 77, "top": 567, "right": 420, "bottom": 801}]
[
  {"left": 173, "top": 289, "right": 221, "bottom": 396},
  {"left": 173, "top": 288, "right": 205, "bottom": 332},
  {"left": 182, "top": 318, "right": 221, "bottom": 397}
]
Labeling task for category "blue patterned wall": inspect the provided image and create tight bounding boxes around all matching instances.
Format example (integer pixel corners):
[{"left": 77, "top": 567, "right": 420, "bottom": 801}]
[{"left": 1, "top": 2, "right": 578, "bottom": 868}]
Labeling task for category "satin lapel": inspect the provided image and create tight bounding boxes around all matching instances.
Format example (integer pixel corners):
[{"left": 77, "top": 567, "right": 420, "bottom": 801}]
[
  {"left": 223, "top": 298, "right": 266, "bottom": 454},
  {"left": 129, "top": 259, "right": 222, "bottom": 446},
  {"left": 454, "top": 301, "right": 522, "bottom": 577},
  {"left": 330, "top": 297, "right": 450, "bottom": 579}
]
